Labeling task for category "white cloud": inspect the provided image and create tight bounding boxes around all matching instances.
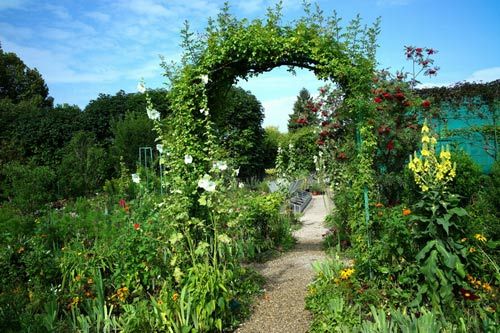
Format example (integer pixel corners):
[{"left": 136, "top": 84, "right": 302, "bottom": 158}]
[
  {"left": 0, "top": 22, "right": 33, "bottom": 40},
  {"left": 85, "top": 11, "right": 111, "bottom": 23},
  {"left": 42, "top": 27, "right": 75, "bottom": 40},
  {"left": 416, "top": 82, "right": 453, "bottom": 89},
  {"left": 466, "top": 67, "right": 500, "bottom": 83},
  {"left": 45, "top": 4, "right": 71, "bottom": 20},
  {"left": 0, "top": 0, "right": 27, "bottom": 11},
  {"left": 118, "top": 0, "right": 174, "bottom": 18}
]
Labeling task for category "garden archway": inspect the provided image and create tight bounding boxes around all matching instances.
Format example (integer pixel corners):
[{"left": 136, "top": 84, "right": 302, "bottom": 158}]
[{"left": 159, "top": 3, "right": 380, "bottom": 232}]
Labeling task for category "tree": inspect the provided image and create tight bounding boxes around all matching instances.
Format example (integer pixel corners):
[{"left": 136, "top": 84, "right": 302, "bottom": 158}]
[
  {"left": 262, "top": 126, "right": 285, "bottom": 169},
  {"left": 287, "top": 88, "right": 319, "bottom": 132},
  {"left": 57, "top": 132, "right": 110, "bottom": 197},
  {"left": 0, "top": 44, "right": 52, "bottom": 107},
  {"left": 0, "top": 100, "right": 82, "bottom": 165},
  {"left": 111, "top": 111, "right": 157, "bottom": 170},
  {"left": 81, "top": 89, "right": 169, "bottom": 145},
  {"left": 210, "top": 86, "right": 266, "bottom": 179}
]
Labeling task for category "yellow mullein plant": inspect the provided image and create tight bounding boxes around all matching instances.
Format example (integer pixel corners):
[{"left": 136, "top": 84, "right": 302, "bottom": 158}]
[{"left": 408, "top": 121, "right": 456, "bottom": 193}]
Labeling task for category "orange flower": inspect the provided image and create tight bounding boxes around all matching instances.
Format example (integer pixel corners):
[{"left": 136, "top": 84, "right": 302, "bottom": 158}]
[
  {"left": 172, "top": 292, "right": 179, "bottom": 302},
  {"left": 133, "top": 223, "right": 140, "bottom": 230},
  {"left": 402, "top": 208, "right": 411, "bottom": 216},
  {"left": 375, "top": 202, "right": 384, "bottom": 208}
]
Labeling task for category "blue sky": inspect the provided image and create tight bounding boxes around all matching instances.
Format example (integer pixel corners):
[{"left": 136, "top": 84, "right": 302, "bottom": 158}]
[{"left": 1, "top": 0, "right": 499, "bottom": 131}]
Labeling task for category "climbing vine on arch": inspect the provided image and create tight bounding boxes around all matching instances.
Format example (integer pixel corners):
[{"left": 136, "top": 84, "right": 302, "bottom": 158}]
[{"left": 158, "top": 1, "right": 381, "bottom": 221}]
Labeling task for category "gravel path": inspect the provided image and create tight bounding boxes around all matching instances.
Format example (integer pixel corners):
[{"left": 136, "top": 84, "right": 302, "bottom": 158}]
[{"left": 235, "top": 195, "right": 331, "bottom": 333}]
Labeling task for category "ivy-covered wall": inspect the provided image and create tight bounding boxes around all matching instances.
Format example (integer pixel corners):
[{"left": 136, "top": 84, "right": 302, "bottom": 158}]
[
  {"left": 435, "top": 102, "right": 497, "bottom": 172},
  {"left": 419, "top": 80, "right": 499, "bottom": 173}
]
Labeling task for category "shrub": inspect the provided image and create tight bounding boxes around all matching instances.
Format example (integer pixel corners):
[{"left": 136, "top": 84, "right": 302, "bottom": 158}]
[
  {"left": 57, "top": 132, "right": 111, "bottom": 197},
  {"left": 449, "top": 149, "right": 483, "bottom": 204},
  {"left": 1, "top": 161, "right": 56, "bottom": 212}
]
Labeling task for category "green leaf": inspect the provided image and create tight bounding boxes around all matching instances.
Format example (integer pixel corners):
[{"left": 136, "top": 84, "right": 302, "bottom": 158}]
[
  {"left": 455, "top": 261, "right": 466, "bottom": 278},
  {"left": 416, "top": 240, "right": 437, "bottom": 261},
  {"left": 436, "top": 217, "right": 450, "bottom": 235},
  {"left": 448, "top": 207, "right": 467, "bottom": 217}
]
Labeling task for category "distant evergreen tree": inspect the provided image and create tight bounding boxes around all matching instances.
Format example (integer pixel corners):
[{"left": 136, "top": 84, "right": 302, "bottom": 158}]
[{"left": 287, "top": 88, "right": 318, "bottom": 132}]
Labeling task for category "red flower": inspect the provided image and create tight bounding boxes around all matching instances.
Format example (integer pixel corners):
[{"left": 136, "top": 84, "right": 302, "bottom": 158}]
[
  {"left": 426, "top": 48, "right": 436, "bottom": 55},
  {"left": 337, "top": 152, "right": 347, "bottom": 160},
  {"left": 321, "top": 120, "right": 330, "bottom": 127},
  {"left": 133, "top": 223, "right": 140, "bottom": 230},
  {"left": 382, "top": 92, "right": 392, "bottom": 100},
  {"left": 425, "top": 67, "right": 439, "bottom": 76},
  {"left": 386, "top": 140, "right": 394, "bottom": 151},
  {"left": 460, "top": 288, "right": 480, "bottom": 301},
  {"left": 119, "top": 199, "right": 126, "bottom": 208},
  {"left": 421, "top": 100, "right": 431, "bottom": 108},
  {"left": 316, "top": 139, "right": 325, "bottom": 146},
  {"left": 403, "top": 100, "right": 411, "bottom": 107},
  {"left": 296, "top": 117, "right": 308, "bottom": 124},
  {"left": 394, "top": 92, "right": 405, "bottom": 100},
  {"left": 419, "top": 59, "right": 430, "bottom": 67},
  {"left": 374, "top": 97, "right": 383, "bottom": 103},
  {"left": 415, "top": 47, "right": 423, "bottom": 54},
  {"left": 378, "top": 125, "right": 390, "bottom": 135}
]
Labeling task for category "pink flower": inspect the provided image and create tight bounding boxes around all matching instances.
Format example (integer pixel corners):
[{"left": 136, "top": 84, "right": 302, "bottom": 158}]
[{"left": 119, "top": 199, "right": 126, "bottom": 208}]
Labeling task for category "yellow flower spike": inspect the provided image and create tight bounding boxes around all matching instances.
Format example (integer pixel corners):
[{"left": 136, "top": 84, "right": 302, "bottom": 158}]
[
  {"left": 422, "top": 135, "right": 430, "bottom": 143},
  {"left": 430, "top": 137, "right": 437, "bottom": 145},
  {"left": 422, "top": 123, "right": 430, "bottom": 133}
]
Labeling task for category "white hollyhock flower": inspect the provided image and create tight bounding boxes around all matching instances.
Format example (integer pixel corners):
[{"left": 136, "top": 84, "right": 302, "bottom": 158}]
[
  {"left": 234, "top": 168, "right": 240, "bottom": 176},
  {"left": 201, "top": 75, "right": 209, "bottom": 84},
  {"left": 198, "top": 174, "right": 216, "bottom": 192},
  {"left": 137, "top": 81, "right": 146, "bottom": 93},
  {"left": 238, "top": 182, "right": 245, "bottom": 189},
  {"left": 156, "top": 144, "right": 163, "bottom": 154},
  {"left": 147, "top": 107, "right": 160, "bottom": 121},
  {"left": 184, "top": 155, "right": 193, "bottom": 164},
  {"left": 131, "top": 173, "right": 140, "bottom": 183},
  {"left": 214, "top": 161, "right": 228, "bottom": 171}
]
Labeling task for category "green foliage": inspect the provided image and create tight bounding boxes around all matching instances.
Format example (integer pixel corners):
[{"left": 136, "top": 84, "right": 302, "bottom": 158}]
[
  {"left": 277, "top": 127, "right": 319, "bottom": 178},
  {"left": 1, "top": 161, "right": 56, "bottom": 211},
  {"left": 0, "top": 45, "right": 52, "bottom": 107},
  {"left": 288, "top": 88, "right": 318, "bottom": 132},
  {"left": 82, "top": 89, "right": 169, "bottom": 144},
  {"left": 111, "top": 111, "right": 156, "bottom": 171},
  {"left": 57, "top": 132, "right": 110, "bottom": 197},
  {"left": 449, "top": 149, "right": 483, "bottom": 205},
  {"left": 0, "top": 100, "right": 82, "bottom": 166},
  {"left": 210, "top": 86, "right": 266, "bottom": 179},
  {"left": 262, "top": 126, "right": 284, "bottom": 170}
]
